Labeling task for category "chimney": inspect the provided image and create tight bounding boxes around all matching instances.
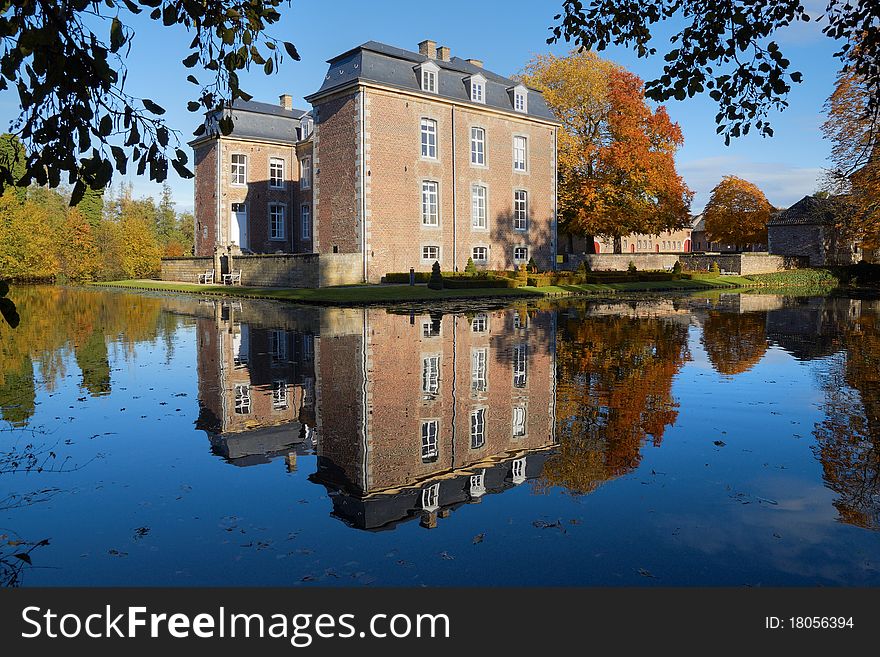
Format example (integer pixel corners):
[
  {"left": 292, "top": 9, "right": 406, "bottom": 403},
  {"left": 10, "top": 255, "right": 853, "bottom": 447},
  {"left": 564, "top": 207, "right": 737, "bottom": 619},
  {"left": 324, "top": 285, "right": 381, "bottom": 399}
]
[
  {"left": 279, "top": 94, "right": 293, "bottom": 110},
  {"left": 437, "top": 45, "right": 451, "bottom": 62},
  {"left": 466, "top": 58, "right": 484, "bottom": 69},
  {"left": 418, "top": 39, "right": 437, "bottom": 59}
]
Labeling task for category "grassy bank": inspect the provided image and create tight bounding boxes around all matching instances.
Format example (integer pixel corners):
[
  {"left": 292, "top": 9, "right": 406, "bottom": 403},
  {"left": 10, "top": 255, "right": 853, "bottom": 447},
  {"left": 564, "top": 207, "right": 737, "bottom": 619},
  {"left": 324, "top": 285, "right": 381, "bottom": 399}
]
[{"left": 92, "top": 274, "right": 754, "bottom": 306}]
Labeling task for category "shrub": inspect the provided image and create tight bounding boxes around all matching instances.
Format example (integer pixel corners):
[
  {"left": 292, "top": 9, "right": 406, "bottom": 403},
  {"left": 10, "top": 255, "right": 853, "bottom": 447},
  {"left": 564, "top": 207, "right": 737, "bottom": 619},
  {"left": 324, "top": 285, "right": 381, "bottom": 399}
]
[
  {"left": 672, "top": 260, "right": 683, "bottom": 275},
  {"left": 442, "top": 276, "right": 522, "bottom": 289},
  {"left": 428, "top": 261, "right": 444, "bottom": 290},
  {"left": 464, "top": 257, "right": 477, "bottom": 275},
  {"left": 627, "top": 261, "right": 637, "bottom": 275},
  {"left": 527, "top": 256, "right": 538, "bottom": 273},
  {"left": 710, "top": 261, "right": 720, "bottom": 274},
  {"left": 383, "top": 271, "right": 431, "bottom": 284}
]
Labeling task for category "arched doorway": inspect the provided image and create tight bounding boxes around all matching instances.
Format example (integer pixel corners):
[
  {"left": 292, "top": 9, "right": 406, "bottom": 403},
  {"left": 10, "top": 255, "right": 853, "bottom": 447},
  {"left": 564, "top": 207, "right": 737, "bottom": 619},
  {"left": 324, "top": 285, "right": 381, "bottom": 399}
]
[
  {"left": 594, "top": 241, "right": 601, "bottom": 254},
  {"left": 655, "top": 243, "right": 660, "bottom": 253},
  {"left": 684, "top": 239, "right": 691, "bottom": 253},
  {"left": 630, "top": 243, "right": 635, "bottom": 253}
]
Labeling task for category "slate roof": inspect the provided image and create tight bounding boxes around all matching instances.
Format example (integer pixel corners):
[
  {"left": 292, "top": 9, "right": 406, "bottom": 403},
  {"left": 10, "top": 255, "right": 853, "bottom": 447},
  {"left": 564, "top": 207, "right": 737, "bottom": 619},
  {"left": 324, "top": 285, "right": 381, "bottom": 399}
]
[
  {"left": 191, "top": 99, "right": 308, "bottom": 145},
  {"left": 305, "top": 40, "right": 558, "bottom": 123},
  {"left": 768, "top": 195, "right": 843, "bottom": 227}
]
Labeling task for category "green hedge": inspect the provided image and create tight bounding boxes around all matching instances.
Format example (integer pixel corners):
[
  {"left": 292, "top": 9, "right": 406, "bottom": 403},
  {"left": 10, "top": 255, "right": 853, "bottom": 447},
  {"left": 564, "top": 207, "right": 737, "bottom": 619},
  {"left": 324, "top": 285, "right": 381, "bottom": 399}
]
[{"left": 442, "top": 276, "right": 524, "bottom": 289}]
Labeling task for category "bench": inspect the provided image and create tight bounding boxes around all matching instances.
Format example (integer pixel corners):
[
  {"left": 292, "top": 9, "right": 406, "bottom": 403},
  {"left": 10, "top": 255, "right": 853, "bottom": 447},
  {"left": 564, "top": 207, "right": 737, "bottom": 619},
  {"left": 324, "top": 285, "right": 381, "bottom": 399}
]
[
  {"left": 223, "top": 269, "right": 242, "bottom": 286},
  {"left": 197, "top": 269, "right": 214, "bottom": 284}
]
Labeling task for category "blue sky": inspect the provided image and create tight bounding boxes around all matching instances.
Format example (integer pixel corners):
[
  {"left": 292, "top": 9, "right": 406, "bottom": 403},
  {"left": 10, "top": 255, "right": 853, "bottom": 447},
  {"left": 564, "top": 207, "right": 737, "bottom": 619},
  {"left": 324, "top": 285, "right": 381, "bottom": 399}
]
[{"left": 0, "top": 0, "right": 842, "bottom": 213}]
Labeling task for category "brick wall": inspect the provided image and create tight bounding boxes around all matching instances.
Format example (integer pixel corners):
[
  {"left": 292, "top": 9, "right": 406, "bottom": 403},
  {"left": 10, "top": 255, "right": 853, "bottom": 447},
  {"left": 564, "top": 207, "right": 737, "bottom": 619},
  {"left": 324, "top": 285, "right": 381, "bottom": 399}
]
[
  {"left": 193, "top": 143, "right": 217, "bottom": 256},
  {"left": 563, "top": 252, "right": 806, "bottom": 274}
]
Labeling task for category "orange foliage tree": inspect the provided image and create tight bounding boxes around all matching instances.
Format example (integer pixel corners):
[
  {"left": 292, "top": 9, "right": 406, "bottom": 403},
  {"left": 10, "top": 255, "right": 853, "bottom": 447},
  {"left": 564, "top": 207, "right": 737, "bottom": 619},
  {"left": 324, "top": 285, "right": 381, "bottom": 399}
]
[
  {"left": 520, "top": 51, "right": 692, "bottom": 252},
  {"left": 703, "top": 176, "right": 772, "bottom": 248},
  {"left": 543, "top": 312, "right": 690, "bottom": 494}
]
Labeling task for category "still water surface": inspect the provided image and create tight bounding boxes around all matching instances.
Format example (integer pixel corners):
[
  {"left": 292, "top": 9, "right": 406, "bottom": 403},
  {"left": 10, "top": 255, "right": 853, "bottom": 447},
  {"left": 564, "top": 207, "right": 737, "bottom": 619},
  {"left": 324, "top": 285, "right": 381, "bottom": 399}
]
[{"left": 1, "top": 286, "right": 878, "bottom": 586}]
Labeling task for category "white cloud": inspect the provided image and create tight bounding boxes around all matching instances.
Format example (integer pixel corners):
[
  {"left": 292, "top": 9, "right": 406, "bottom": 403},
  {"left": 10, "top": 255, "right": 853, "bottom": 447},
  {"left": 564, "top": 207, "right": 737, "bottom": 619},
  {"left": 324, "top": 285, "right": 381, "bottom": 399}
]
[{"left": 679, "top": 155, "right": 824, "bottom": 212}]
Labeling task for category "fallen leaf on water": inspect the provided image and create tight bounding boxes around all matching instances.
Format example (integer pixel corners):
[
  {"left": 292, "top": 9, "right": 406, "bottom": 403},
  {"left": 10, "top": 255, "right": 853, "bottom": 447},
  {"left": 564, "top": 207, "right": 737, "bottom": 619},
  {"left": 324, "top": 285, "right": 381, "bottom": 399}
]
[
  {"left": 472, "top": 533, "right": 484, "bottom": 544},
  {"left": 439, "top": 551, "right": 455, "bottom": 560},
  {"left": 637, "top": 568, "right": 656, "bottom": 578}
]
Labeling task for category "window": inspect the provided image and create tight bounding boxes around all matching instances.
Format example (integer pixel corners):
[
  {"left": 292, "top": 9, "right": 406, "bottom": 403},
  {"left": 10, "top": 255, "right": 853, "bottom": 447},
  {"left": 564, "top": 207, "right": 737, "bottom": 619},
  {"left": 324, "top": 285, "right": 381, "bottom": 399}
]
[
  {"left": 513, "top": 136, "right": 527, "bottom": 171},
  {"left": 231, "top": 154, "right": 247, "bottom": 185},
  {"left": 422, "top": 483, "right": 440, "bottom": 511},
  {"left": 511, "top": 457, "right": 526, "bottom": 484},
  {"left": 272, "top": 380, "right": 289, "bottom": 410},
  {"left": 301, "top": 204, "right": 311, "bottom": 240},
  {"left": 513, "top": 312, "right": 527, "bottom": 330},
  {"left": 234, "top": 384, "right": 251, "bottom": 414},
  {"left": 420, "top": 118, "right": 437, "bottom": 159},
  {"left": 422, "top": 245, "right": 440, "bottom": 261},
  {"left": 301, "top": 334, "right": 314, "bottom": 362},
  {"left": 470, "top": 127, "right": 485, "bottom": 165},
  {"left": 270, "top": 330, "right": 288, "bottom": 363},
  {"left": 421, "top": 68, "right": 437, "bottom": 93},
  {"left": 470, "top": 408, "right": 486, "bottom": 449},
  {"left": 513, "top": 190, "right": 528, "bottom": 231},
  {"left": 471, "top": 313, "right": 488, "bottom": 333},
  {"left": 422, "top": 355, "right": 440, "bottom": 397},
  {"left": 470, "top": 80, "right": 484, "bottom": 103},
  {"left": 471, "top": 184, "right": 487, "bottom": 229},
  {"left": 513, "top": 246, "right": 528, "bottom": 263},
  {"left": 299, "top": 157, "right": 311, "bottom": 190},
  {"left": 514, "top": 91, "right": 527, "bottom": 112},
  {"left": 422, "top": 319, "right": 441, "bottom": 338},
  {"left": 269, "top": 204, "right": 285, "bottom": 240},
  {"left": 472, "top": 246, "right": 488, "bottom": 263},
  {"left": 421, "top": 181, "right": 439, "bottom": 226},
  {"left": 269, "top": 158, "right": 285, "bottom": 189},
  {"left": 421, "top": 420, "right": 439, "bottom": 462},
  {"left": 471, "top": 348, "right": 487, "bottom": 392},
  {"left": 513, "top": 406, "right": 526, "bottom": 438},
  {"left": 513, "top": 344, "right": 528, "bottom": 388},
  {"left": 300, "top": 117, "right": 312, "bottom": 139},
  {"left": 470, "top": 470, "right": 486, "bottom": 498}
]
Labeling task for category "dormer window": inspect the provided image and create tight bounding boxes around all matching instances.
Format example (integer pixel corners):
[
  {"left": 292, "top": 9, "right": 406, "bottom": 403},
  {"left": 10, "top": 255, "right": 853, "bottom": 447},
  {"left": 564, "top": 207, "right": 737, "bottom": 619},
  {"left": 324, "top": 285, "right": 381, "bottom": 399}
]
[
  {"left": 509, "top": 84, "right": 528, "bottom": 113},
  {"left": 466, "top": 74, "right": 486, "bottom": 104},
  {"left": 417, "top": 61, "right": 440, "bottom": 93},
  {"left": 300, "top": 117, "right": 312, "bottom": 139}
]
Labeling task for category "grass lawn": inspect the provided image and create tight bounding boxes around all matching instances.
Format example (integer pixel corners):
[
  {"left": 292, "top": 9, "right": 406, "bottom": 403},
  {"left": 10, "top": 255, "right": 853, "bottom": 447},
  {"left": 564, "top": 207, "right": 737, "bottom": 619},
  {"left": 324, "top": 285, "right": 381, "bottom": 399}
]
[{"left": 92, "top": 274, "right": 755, "bottom": 305}]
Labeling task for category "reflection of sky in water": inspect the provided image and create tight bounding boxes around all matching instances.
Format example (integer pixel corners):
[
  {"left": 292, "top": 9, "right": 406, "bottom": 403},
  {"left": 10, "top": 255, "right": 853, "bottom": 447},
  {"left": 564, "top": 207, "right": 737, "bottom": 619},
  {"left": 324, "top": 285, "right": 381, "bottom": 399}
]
[{"left": 1, "top": 289, "right": 879, "bottom": 586}]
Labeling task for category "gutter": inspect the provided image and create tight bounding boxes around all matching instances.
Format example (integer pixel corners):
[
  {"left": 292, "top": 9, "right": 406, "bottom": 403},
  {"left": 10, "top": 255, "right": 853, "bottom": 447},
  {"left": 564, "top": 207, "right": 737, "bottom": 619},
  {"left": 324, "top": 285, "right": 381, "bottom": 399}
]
[
  {"left": 451, "top": 105, "right": 457, "bottom": 271},
  {"left": 359, "top": 87, "right": 367, "bottom": 282}
]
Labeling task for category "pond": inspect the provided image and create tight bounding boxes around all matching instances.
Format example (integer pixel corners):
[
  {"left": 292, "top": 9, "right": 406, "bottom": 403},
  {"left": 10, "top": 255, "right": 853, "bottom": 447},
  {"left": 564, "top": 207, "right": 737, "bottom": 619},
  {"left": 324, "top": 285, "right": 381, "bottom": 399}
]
[{"left": 1, "top": 286, "right": 878, "bottom": 586}]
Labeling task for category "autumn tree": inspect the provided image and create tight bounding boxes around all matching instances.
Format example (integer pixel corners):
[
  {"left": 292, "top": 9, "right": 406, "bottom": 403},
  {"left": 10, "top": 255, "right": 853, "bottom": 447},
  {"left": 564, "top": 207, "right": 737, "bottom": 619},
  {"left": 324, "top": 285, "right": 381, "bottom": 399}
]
[
  {"left": 703, "top": 176, "right": 772, "bottom": 248},
  {"left": 822, "top": 68, "right": 880, "bottom": 251},
  {"left": 701, "top": 311, "right": 769, "bottom": 376},
  {"left": 549, "top": 1, "right": 880, "bottom": 145},
  {"left": 58, "top": 208, "right": 101, "bottom": 282},
  {"left": 520, "top": 51, "right": 692, "bottom": 253}
]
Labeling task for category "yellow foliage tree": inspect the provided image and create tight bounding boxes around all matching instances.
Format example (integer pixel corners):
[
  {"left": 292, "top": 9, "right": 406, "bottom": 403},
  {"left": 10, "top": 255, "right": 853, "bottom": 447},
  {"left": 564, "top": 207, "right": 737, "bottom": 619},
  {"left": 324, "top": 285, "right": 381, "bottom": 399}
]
[
  {"left": 703, "top": 176, "right": 772, "bottom": 248},
  {"left": 0, "top": 191, "right": 59, "bottom": 280},
  {"left": 58, "top": 208, "right": 101, "bottom": 281}
]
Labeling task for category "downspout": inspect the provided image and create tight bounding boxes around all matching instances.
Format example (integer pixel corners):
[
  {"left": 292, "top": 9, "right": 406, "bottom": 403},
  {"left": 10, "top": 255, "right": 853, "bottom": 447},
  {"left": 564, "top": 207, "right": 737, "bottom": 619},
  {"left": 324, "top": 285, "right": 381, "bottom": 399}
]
[
  {"left": 359, "top": 88, "right": 367, "bottom": 283},
  {"left": 451, "top": 105, "right": 457, "bottom": 271},
  {"left": 552, "top": 127, "right": 558, "bottom": 270},
  {"left": 216, "top": 136, "right": 222, "bottom": 253}
]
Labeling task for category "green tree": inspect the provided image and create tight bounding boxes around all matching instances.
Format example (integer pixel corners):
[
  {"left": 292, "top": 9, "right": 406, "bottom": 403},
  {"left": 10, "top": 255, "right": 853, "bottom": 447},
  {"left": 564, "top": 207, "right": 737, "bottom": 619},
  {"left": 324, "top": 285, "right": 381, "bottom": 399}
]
[
  {"left": 549, "top": 1, "right": 880, "bottom": 144},
  {"left": 0, "top": 134, "right": 26, "bottom": 202},
  {"left": 76, "top": 186, "right": 105, "bottom": 229},
  {"left": 0, "top": 1, "right": 300, "bottom": 203}
]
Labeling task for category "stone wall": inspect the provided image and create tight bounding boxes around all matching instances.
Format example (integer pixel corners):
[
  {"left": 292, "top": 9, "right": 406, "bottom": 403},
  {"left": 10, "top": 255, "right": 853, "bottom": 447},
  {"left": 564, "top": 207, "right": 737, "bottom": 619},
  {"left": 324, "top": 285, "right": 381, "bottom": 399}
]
[
  {"left": 768, "top": 224, "right": 825, "bottom": 266},
  {"left": 161, "top": 256, "right": 215, "bottom": 283},
  {"left": 562, "top": 252, "right": 806, "bottom": 274},
  {"left": 160, "top": 253, "right": 362, "bottom": 288}
]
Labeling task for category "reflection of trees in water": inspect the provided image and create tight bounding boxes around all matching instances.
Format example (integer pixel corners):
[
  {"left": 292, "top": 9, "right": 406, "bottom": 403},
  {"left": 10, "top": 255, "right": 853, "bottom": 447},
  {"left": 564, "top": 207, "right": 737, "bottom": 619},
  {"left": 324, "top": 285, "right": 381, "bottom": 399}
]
[
  {"left": 0, "top": 286, "right": 176, "bottom": 424},
  {"left": 543, "top": 313, "right": 690, "bottom": 494},
  {"left": 701, "top": 311, "right": 769, "bottom": 375},
  {"left": 813, "top": 312, "right": 880, "bottom": 530}
]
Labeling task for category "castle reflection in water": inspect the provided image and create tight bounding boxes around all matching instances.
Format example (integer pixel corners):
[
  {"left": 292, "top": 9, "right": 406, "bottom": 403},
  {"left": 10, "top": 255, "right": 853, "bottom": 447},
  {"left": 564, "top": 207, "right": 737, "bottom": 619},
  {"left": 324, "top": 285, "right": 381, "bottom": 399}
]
[
  {"left": 193, "top": 300, "right": 557, "bottom": 531},
  {"left": 188, "top": 294, "right": 880, "bottom": 533}
]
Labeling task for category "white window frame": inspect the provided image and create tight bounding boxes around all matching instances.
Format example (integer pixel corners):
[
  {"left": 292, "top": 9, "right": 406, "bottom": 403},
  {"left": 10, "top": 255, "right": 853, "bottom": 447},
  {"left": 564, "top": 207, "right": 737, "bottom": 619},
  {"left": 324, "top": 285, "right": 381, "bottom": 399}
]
[
  {"left": 272, "top": 380, "right": 289, "bottom": 410},
  {"left": 301, "top": 334, "right": 314, "bottom": 362},
  {"left": 421, "top": 180, "right": 439, "bottom": 227},
  {"left": 421, "top": 244, "right": 440, "bottom": 262},
  {"left": 421, "top": 419, "right": 439, "bottom": 462},
  {"left": 468, "top": 75, "right": 486, "bottom": 104},
  {"left": 420, "top": 118, "right": 438, "bottom": 160},
  {"left": 513, "top": 343, "right": 528, "bottom": 388},
  {"left": 231, "top": 153, "right": 247, "bottom": 186},
  {"left": 471, "top": 347, "right": 488, "bottom": 393},
  {"left": 471, "top": 184, "right": 487, "bottom": 229},
  {"left": 513, "top": 406, "right": 527, "bottom": 438},
  {"left": 422, "top": 482, "right": 440, "bottom": 511},
  {"left": 471, "top": 312, "right": 488, "bottom": 333},
  {"left": 511, "top": 457, "right": 526, "bottom": 484},
  {"left": 269, "top": 157, "right": 285, "bottom": 189},
  {"left": 269, "top": 203, "right": 286, "bottom": 241},
  {"left": 513, "top": 135, "right": 527, "bottom": 172},
  {"left": 513, "top": 245, "right": 529, "bottom": 264},
  {"left": 470, "top": 126, "right": 486, "bottom": 166},
  {"left": 470, "top": 470, "right": 486, "bottom": 498},
  {"left": 234, "top": 384, "right": 251, "bottom": 414},
  {"left": 270, "top": 329, "right": 288, "bottom": 363},
  {"left": 299, "top": 156, "right": 311, "bottom": 190},
  {"left": 301, "top": 204, "right": 311, "bottom": 240},
  {"left": 422, "top": 355, "right": 440, "bottom": 397},
  {"left": 470, "top": 407, "right": 486, "bottom": 449},
  {"left": 419, "top": 62, "right": 440, "bottom": 94},
  {"left": 422, "top": 319, "right": 441, "bottom": 338},
  {"left": 515, "top": 91, "right": 527, "bottom": 112},
  {"left": 513, "top": 190, "right": 528, "bottom": 231},
  {"left": 472, "top": 246, "right": 488, "bottom": 263}
]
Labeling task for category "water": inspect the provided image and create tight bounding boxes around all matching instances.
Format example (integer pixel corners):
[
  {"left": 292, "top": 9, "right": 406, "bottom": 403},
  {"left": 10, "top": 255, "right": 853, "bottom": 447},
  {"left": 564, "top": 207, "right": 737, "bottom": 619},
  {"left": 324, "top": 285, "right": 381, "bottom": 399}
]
[{"left": 1, "top": 286, "right": 878, "bottom": 586}]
